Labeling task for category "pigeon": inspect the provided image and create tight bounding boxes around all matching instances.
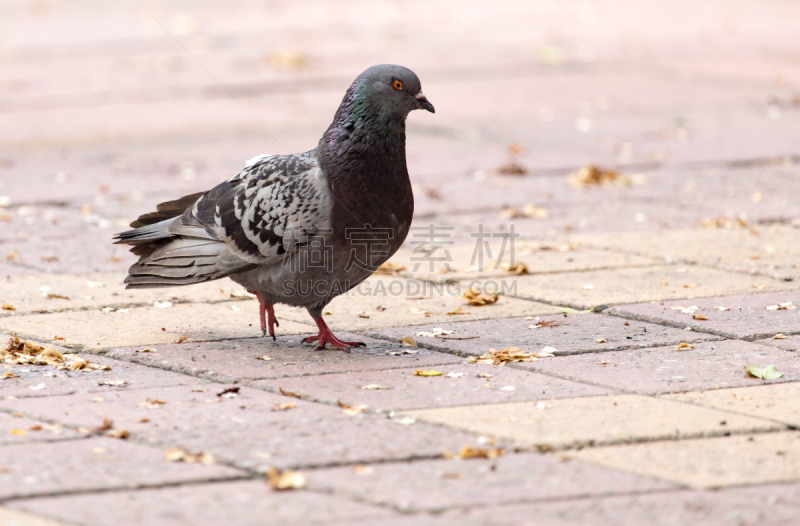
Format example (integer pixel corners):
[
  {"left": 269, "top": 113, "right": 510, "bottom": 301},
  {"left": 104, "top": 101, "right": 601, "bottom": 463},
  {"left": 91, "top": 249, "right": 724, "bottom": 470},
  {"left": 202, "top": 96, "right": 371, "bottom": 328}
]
[{"left": 114, "top": 64, "right": 434, "bottom": 350}]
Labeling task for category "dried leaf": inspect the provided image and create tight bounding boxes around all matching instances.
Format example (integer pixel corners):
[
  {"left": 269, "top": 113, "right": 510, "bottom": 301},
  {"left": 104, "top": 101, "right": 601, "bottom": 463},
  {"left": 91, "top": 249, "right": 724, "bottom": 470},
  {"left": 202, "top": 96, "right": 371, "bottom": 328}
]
[
  {"left": 446, "top": 306, "right": 470, "bottom": 315},
  {"left": 375, "top": 261, "right": 406, "bottom": 274},
  {"left": 596, "top": 360, "right": 610, "bottom": 365},
  {"left": 495, "top": 161, "right": 527, "bottom": 176},
  {"left": 1, "top": 304, "right": 15, "bottom": 311},
  {"left": 507, "top": 262, "right": 529, "bottom": 275},
  {"left": 414, "top": 328, "right": 454, "bottom": 338},
  {"left": 338, "top": 401, "right": 368, "bottom": 416},
  {"left": 272, "top": 402, "right": 297, "bottom": 411},
  {"left": 745, "top": 365, "right": 784, "bottom": 380},
  {"left": 444, "top": 372, "right": 466, "bottom": 378},
  {"left": 692, "top": 314, "right": 708, "bottom": 320},
  {"left": 595, "top": 338, "right": 607, "bottom": 343},
  {"left": 462, "top": 288, "right": 499, "bottom": 306},
  {"left": 414, "top": 369, "right": 443, "bottom": 377},
  {"left": 773, "top": 333, "right": 788, "bottom": 340},
  {"left": 702, "top": 217, "right": 748, "bottom": 229},
  {"left": 445, "top": 446, "right": 505, "bottom": 460},
  {"left": 361, "top": 384, "right": 390, "bottom": 390},
  {"left": 2, "top": 370, "right": 18, "bottom": 379},
  {"left": 765, "top": 302, "right": 797, "bottom": 311},
  {"left": 164, "top": 447, "right": 216, "bottom": 465},
  {"left": 568, "top": 165, "right": 632, "bottom": 188},
  {"left": 467, "top": 347, "right": 538, "bottom": 365},
  {"left": 352, "top": 464, "right": 375, "bottom": 475},
  {"left": 106, "top": 428, "right": 130, "bottom": 439},
  {"left": 357, "top": 311, "right": 370, "bottom": 319},
  {"left": 400, "top": 336, "right": 417, "bottom": 347},
  {"left": 11, "top": 429, "right": 27, "bottom": 436},
  {"left": 217, "top": 387, "right": 240, "bottom": 398},
  {"left": 138, "top": 398, "right": 166, "bottom": 409},
  {"left": 279, "top": 387, "right": 304, "bottom": 399},
  {"left": 267, "top": 468, "right": 306, "bottom": 490},
  {"left": 45, "top": 293, "right": 70, "bottom": 300},
  {"left": 675, "top": 342, "right": 695, "bottom": 351}
]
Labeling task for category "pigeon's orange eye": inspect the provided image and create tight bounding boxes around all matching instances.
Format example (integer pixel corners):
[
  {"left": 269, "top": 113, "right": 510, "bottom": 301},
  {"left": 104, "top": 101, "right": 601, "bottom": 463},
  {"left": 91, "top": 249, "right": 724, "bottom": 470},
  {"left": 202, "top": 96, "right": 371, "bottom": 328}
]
[{"left": 392, "top": 80, "right": 403, "bottom": 91}]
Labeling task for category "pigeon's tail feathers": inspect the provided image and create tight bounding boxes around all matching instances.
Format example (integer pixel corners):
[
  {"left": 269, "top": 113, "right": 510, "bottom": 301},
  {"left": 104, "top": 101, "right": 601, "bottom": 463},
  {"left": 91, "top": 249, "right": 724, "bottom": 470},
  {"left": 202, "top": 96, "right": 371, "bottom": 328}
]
[
  {"left": 129, "top": 192, "right": 205, "bottom": 228},
  {"left": 123, "top": 235, "right": 255, "bottom": 289}
]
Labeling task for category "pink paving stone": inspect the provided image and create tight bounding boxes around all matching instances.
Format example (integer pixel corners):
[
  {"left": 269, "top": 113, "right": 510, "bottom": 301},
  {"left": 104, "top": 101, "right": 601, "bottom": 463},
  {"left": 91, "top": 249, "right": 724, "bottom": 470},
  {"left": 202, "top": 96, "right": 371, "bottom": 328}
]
[
  {"left": 0, "top": 412, "right": 80, "bottom": 445},
  {"left": 0, "top": 262, "right": 43, "bottom": 278},
  {"left": 0, "top": 385, "right": 485, "bottom": 472},
  {"left": 0, "top": 351, "right": 208, "bottom": 400},
  {"left": 6, "top": 480, "right": 396, "bottom": 526},
  {"left": 0, "top": 233, "right": 137, "bottom": 274},
  {"left": 0, "top": 436, "right": 243, "bottom": 500},
  {"left": 106, "top": 336, "right": 463, "bottom": 383},
  {"left": 306, "top": 452, "right": 674, "bottom": 512},
  {"left": 607, "top": 291, "right": 800, "bottom": 340},
  {"left": 439, "top": 488, "right": 800, "bottom": 526},
  {"left": 250, "top": 365, "right": 612, "bottom": 412},
  {"left": 517, "top": 340, "right": 799, "bottom": 395},
  {"left": 755, "top": 334, "right": 800, "bottom": 353},
  {"left": 370, "top": 314, "right": 717, "bottom": 357}
]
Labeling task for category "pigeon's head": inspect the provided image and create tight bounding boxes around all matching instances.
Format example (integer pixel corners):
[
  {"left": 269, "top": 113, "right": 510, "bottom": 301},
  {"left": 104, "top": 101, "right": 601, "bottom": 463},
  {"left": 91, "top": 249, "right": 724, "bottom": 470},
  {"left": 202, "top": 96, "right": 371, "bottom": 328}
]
[{"left": 352, "top": 64, "right": 435, "bottom": 118}]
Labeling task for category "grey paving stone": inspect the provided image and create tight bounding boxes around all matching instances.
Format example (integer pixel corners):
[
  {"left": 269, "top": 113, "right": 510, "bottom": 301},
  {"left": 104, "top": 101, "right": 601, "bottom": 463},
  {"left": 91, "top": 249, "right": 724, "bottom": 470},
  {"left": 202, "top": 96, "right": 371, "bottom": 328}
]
[
  {"left": 0, "top": 385, "right": 486, "bottom": 472},
  {"left": 607, "top": 291, "right": 800, "bottom": 339},
  {"left": 370, "top": 313, "right": 718, "bottom": 357},
  {"left": 0, "top": 437, "right": 243, "bottom": 500},
  {"left": 6, "top": 480, "right": 395, "bottom": 526}
]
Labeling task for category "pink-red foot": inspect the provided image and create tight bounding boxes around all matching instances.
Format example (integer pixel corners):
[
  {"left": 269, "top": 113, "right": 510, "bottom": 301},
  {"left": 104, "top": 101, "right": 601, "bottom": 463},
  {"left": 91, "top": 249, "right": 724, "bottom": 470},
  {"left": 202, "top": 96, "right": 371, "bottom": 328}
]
[
  {"left": 249, "top": 291, "right": 279, "bottom": 341},
  {"left": 305, "top": 316, "right": 365, "bottom": 351}
]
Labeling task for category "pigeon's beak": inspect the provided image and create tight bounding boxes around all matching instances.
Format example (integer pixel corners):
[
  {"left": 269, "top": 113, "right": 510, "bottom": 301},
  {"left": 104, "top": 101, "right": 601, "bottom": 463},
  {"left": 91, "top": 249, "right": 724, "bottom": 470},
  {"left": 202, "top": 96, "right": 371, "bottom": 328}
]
[{"left": 415, "top": 92, "right": 435, "bottom": 113}]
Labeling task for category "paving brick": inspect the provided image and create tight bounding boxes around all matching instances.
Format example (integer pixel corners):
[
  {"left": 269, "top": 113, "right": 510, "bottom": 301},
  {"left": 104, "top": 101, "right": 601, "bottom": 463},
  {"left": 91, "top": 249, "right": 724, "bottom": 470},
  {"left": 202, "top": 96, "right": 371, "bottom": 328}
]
[
  {"left": 722, "top": 483, "right": 800, "bottom": 510},
  {"left": 0, "top": 272, "right": 252, "bottom": 317},
  {"left": 0, "top": 412, "right": 80, "bottom": 445},
  {"left": 251, "top": 366, "right": 611, "bottom": 412},
  {"left": 0, "top": 234, "right": 138, "bottom": 275},
  {"left": 387, "top": 241, "right": 655, "bottom": 283},
  {"left": 1, "top": 348, "right": 206, "bottom": 399},
  {"left": 275, "top": 275, "right": 560, "bottom": 331},
  {"left": 0, "top": 386, "right": 484, "bottom": 471},
  {"left": 518, "top": 340, "right": 800, "bottom": 395},
  {"left": 664, "top": 383, "right": 800, "bottom": 428},
  {"left": 107, "top": 336, "right": 462, "bottom": 383},
  {"left": 574, "top": 225, "right": 800, "bottom": 281},
  {"left": 0, "top": 262, "right": 43, "bottom": 279},
  {"left": 756, "top": 334, "right": 800, "bottom": 352},
  {"left": 479, "top": 266, "right": 797, "bottom": 311},
  {"left": 403, "top": 395, "right": 781, "bottom": 450},
  {"left": 0, "top": 436, "right": 243, "bottom": 500},
  {"left": 440, "top": 488, "right": 800, "bottom": 526},
  {"left": 607, "top": 291, "right": 800, "bottom": 339},
  {"left": 0, "top": 508, "right": 68, "bottom": 526},
  {"left": 306, "top": 451, "right": 674, "bottom": 512},
  {"left": 567, "top": 431, "right": 800, "bottom": 489},
  {"left": 371, "top": 313, "right": 717, "bottom": 358},
  {"left": 0, "top": 303, "right": 312, "bottom": 351},
  {"left": 6, "top": 480, "right": 395, "bottom": 526}
]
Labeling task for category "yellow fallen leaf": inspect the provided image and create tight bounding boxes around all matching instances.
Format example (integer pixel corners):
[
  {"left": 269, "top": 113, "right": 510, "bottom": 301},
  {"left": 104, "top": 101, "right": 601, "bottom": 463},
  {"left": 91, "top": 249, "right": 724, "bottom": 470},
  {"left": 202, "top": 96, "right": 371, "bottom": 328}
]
[
  {"left": 675, "top": 342, "right": 695, "bottom": 351},
  {"left": 267, "top": 468, "right": 307, "bottom": 490},
  {"left": 414, "top": 369, "right": 443, "bottom": 377},
  {"left": 1, "top": 304, "right": 15, "bottom": 311},
  {"left": 692, "top": 314, "right": 708, "bottom": 320},
  {"left": 338, "top": 401, "right": 368, "bottom": 416},
  {"left": 773, "top": 333, "right": 788, "bottom": 340},
  {"left": 444, "top": 446, "right": 505, "bottom": 460},
  {"left": 462, "top": 287, "right": 499, "bottom": 306},
  {"left": 2, "top": 372, "right": 19, "bottom": 379},
  {"left": 745, "top": 365, "right": 784, "bottom": 380},
  {"left": 11, "top": 429, "right": 27, "bottom": 436},
  {"left": 467, "top": 347, "right": 538, "bottom": 366},
  {"left": 272, "top": 402, "right": 296, "bottom": 411},
  {"left": 400, "top": 336, "right": 417, "bottom": 347}
]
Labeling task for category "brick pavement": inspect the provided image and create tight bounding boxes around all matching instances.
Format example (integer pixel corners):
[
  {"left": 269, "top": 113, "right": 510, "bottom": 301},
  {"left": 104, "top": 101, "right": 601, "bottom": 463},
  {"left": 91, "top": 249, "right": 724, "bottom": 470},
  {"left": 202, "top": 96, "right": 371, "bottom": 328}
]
[{"left": 1, "top": 0, "right": 800, "bottom": 524}]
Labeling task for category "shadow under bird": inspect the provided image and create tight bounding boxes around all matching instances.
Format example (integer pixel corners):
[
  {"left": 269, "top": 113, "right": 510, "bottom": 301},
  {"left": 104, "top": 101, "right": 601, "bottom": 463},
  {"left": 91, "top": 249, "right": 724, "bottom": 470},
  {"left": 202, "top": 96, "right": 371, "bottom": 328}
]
[{"left": 114, "top": 64, "right": 434, "bottom": 350}]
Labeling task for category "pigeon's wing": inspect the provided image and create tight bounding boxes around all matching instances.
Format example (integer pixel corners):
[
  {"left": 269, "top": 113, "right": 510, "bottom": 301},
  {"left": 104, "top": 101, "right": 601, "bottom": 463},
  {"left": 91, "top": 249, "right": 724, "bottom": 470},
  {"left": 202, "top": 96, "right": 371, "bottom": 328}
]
[
  {"left": 193, "top": 151, "right": 333, "bottom": 265},
  {"left": 116, "top": 151, "right": 333, "bottom": 288}
]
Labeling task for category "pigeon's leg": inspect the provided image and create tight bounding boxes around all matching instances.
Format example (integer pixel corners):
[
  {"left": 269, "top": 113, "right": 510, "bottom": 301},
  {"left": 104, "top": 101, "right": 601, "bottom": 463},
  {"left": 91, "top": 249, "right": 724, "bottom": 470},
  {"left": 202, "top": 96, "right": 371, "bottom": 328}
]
[
  {"left": 249, "top": 291, "right": 279, "bottom": 341},
  {"left": 306, "top": 316, "right": 366, "bottom": 351}
]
